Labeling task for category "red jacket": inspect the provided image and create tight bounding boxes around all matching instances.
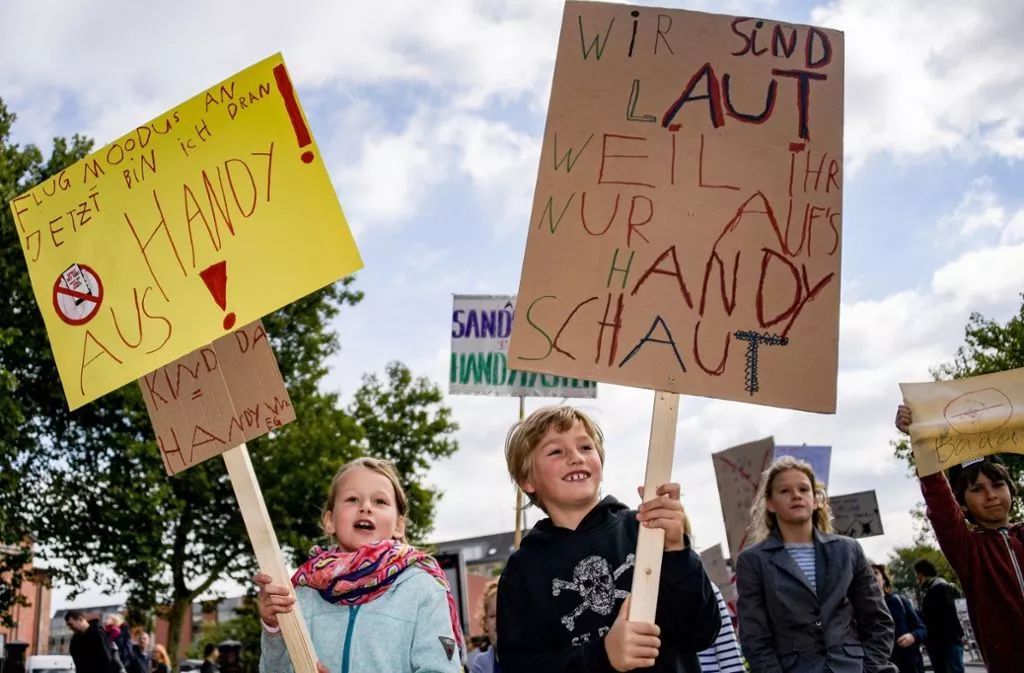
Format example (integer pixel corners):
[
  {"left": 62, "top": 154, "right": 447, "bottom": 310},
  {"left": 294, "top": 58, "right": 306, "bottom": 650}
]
[{"left": 921, "top": 473, "right": 1024, "bottom": 673}]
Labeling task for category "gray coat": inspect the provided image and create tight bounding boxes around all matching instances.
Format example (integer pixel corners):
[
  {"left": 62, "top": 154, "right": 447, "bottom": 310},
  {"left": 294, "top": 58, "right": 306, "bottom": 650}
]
[{"left": 736, "top": 528, "right": 897, "bottom": 673}]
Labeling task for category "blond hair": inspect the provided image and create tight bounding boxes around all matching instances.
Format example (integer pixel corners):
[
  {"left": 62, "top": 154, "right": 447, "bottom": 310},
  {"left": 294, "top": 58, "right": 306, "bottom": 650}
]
[
  {"left": 479, "top": 579, "right": 499, "bottom": 635},
  {"left": 504, "top": 406, "right": 605, "bottom": 511},
  {"left": 322, "top": 457, "right": 408, "bottom": 539},
  {"left": 748, "top": 456, "right": 832, "bottom": 544},
  {"left": 153, "top": 644, "right": 171, "bottom": 666}
]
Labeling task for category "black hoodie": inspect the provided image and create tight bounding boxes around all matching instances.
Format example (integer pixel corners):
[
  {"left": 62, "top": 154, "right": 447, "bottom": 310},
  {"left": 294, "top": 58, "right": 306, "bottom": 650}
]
[{"left": 497, "top": 496, "right": 720, "bottom": 673}]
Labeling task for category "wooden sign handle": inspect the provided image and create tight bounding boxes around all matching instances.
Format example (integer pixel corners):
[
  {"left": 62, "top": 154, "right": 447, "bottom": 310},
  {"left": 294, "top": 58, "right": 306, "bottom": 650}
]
[
  {"left": 628, "top": 391, "right": 680, "bottom": 623},
  {"left": 223, "top": 444, "right": 318, "bottom": 673}
]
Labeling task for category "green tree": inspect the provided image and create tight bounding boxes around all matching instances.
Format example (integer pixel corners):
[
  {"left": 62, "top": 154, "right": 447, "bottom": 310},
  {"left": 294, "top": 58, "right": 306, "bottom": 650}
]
[
  {"left": 0, "top": 328, "right": 31, "bottom": 628},
  {"left": 886, "top": 542, "right": 961, "bottom": 597},
  {"left": 187, "top": 597, "right": 262, "bottom": 673},
  {"left": 348, "top": 361, "right": 459, "bottom": 543},
  {"left": 894, "top": 297, "right": 1024, "bottom": 521},
  {"left": 0, "top": 100, "right": 458, "bottom": 666}
]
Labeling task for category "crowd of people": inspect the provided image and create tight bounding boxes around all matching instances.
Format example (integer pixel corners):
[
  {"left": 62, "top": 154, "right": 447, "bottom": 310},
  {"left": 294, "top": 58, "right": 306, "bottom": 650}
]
[
  {"left": 63, "top": 610, "right": 209, "bottom": 673},
  {"left": 249, "top": 402, "right": 1021, "bottom": 673},
  {"left": 71, "top": 401, "right": 1023, "bottom": 673}
]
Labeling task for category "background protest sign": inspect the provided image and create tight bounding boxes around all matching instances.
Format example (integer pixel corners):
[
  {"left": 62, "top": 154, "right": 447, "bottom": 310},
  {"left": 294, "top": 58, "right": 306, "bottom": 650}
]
[
  {"left": 9, "top": 52, "right": 362, "bottom": 410},
  {"left": 507, "top": 1, "right": 844, "bottom": 413},
  {"left": 829, "top": 490, "right": 883, "bottom": 539},
  {"left": 450, "top": 295, "right": 596, "bottom": 398},
  {"left": 139, "top": 320, "right": 295, "bottom": 475},
  {"left": 699, "top": 543, "right": 737, "bottom": 606},
  {"left": 712, "top": 436, "right": 775, "bottom": 560},
  {"left": 900, "top": 368, "right": 1024, "bottom": 476},
  {"left": 775, "top": 444, "right": 831, "bottom": 486}
]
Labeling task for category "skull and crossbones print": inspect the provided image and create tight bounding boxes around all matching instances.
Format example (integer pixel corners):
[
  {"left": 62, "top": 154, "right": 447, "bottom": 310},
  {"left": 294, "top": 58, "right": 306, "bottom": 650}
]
[{"left": 551, "top": 553, "right": 635, "bottom": 631}]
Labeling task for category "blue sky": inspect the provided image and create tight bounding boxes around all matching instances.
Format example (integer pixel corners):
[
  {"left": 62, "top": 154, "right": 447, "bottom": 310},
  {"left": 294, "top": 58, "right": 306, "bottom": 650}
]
[{"left": 3, "top": 0, "right": 1024, "bottom": 609}]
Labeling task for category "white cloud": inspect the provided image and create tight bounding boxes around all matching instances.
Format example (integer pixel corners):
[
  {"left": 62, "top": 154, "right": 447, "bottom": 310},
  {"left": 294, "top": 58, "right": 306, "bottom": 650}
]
[
  {"left": 941, "top": 176, "right": 1007, "bottom": 237},
  {"left": 812, "top": 0, "right": 1024, "bottom": 170}
]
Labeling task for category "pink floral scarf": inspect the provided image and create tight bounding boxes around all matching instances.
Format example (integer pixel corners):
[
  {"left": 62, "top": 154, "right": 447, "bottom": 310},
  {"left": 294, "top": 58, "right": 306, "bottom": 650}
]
[{"left": 292, "top": 540, "right": 464, "bottom": 650}]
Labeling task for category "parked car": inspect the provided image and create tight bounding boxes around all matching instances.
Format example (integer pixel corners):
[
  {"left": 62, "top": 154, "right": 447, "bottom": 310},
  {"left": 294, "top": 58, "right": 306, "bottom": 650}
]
[
  {"left": 26, "top": 654, "right": 75, "bottom": 672},
  {"left": 179, "top": 659, "right": 205, "bottom": 671}
]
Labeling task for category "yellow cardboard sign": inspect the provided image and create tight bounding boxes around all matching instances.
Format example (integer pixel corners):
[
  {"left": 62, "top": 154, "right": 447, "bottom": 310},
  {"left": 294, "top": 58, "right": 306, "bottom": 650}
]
[
  {"left": 900, "top": 368, "right": 1024, "bottom": 476},
  {"left": 8, "top": 53, "right": 362, "bottom": 409}
]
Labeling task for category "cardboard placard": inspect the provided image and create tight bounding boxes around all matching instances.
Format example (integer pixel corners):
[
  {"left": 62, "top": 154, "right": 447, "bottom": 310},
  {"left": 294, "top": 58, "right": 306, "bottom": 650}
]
[
  {"left": 450, "top": 295, "right": 597, "bottom": 398},
  {"left": 10, "top": 53, "right": 362, "bottom": 409},
  {"left": 774, "top": 444, "right": 831, "bottom": 486},
  {"left": 699, "top": 543, "right": 737, "bottom": 605},
  {"left": 139, "top": 320, "right": 295, "bottom": 474},
  {"left": 712, "top": 436, "right": 775, "bottom": 560},
  {"left": 829, "top": 490, "right": 883, "bottom": 539},
  {"left": 900, "top": 368, "right": 1024, "bottom": 476},
  {"left": 507, "top": 2, "right": 844, "bottom": 413}
]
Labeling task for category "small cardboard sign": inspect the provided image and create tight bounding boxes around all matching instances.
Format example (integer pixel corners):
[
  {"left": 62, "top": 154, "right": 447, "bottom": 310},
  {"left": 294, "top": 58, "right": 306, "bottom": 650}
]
[
  {"left": 712, "top": 436, "right": 775, "bottom": 560},
  {"left": 900, "top": 368, "right": 1024, "bottom": 476},
  {"left": 10, "top": 52, "right": 362, "bottom": 410},
  {"left": 507, "top": 2, "right": 844, "bottom": 413},
  {"left": 699, "top": 543, "right": 737, "bottom": 606},
  {"left": 139, "top": 320, "right": 295, "bottom": 475},
  {"left": 829, "top": 490, "right": 883, "bottom": 539},
  {"left": 450, "top": 294, "right": 597, "bottom": 398}
]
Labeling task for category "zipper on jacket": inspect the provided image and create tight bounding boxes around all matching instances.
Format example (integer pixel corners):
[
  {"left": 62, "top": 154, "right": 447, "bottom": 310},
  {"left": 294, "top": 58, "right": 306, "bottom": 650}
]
[
  {"left": 341, "top": 605, "right": 360, "bottom": 673},
  {"left": 1000, "top": 529, "right": 1024, "bottom": 602}
]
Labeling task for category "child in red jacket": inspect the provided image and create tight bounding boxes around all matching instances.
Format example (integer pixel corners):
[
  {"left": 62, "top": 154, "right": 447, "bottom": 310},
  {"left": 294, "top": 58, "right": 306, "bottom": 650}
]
[{"left": 896, "top": 404, "right": 1024, "bottom": 673}]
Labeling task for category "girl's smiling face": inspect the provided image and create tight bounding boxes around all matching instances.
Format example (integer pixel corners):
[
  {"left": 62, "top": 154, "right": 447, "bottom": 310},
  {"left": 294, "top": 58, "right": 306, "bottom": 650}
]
[{"left": 323, "top": 466, "right": 405, "bottom": 552}]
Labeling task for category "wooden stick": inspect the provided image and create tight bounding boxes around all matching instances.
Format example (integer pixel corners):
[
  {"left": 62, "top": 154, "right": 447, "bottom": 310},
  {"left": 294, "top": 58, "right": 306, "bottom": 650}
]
[
  {"left": 223, "top": 443, "right": 318, "bottom": 673},
  {"left": 628, "top": 391, "right": 680, "bottom": 623},
  {"left": 514, "top": 396, "right": 526, "bottom": 550}
]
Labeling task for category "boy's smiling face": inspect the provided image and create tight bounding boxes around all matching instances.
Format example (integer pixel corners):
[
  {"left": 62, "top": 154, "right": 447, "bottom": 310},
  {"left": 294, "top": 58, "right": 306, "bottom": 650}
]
[
  {"left": 962, "top": 471, "right": 1012, "bottom": 528},
  {"left": 520, "top": 420, "right": 603, "bottom": 516}
]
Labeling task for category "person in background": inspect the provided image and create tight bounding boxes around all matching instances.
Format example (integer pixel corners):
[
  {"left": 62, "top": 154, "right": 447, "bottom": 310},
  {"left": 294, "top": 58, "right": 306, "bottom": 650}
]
[
  {"left": 151, "top": 644, "right": 171, "bottom": 673},
  {"left": 913, "top": 559, "right": 964, "bottom": 673},
  {"left": 871, "top": 563, "right": 926, "bottom": 673},
  {"left": 65, "top": 610, "right": 117, "bottom": 673},
  {"left": 736, "top": 456, "right": 896, "bottom": 672},
  {"left": 471, "top": 580, "right": 500, "bottom": 673},
  {"left": 200, "top": 643, "right": 219, "bottom": 673}
]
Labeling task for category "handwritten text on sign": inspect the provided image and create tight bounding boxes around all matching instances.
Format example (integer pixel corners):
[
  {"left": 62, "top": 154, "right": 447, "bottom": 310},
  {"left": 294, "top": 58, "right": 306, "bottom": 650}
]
[
  {"left": 139, "top": 320, "right": 295, "bottom": 475},
  {"left": 900, "top": 368, "right": 1024, "bottom": 476},
  {"left": 9, "top": 53, "right": 362, "bottom": 409},
  {"left": 450, "top": 295, "right": 596, "bottom": 398},
  {"left": 508, "top": 3, "right": 844, "bottom": 412},
  {"left": 712, "top": 436, "right": 775, "bottom": 560}
]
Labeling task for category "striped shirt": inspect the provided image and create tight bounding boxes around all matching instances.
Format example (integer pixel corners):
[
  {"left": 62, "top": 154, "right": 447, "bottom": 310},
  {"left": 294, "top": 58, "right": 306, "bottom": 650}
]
[
  {"left": 697, "top": 583, "right": 745, "bottom": 673},
  {"left": 785, "top": 542, "right": 817, "bottom": 591}
]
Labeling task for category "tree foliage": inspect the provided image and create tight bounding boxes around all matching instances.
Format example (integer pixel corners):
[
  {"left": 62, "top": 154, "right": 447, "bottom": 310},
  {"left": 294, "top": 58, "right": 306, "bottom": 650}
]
[
  {"left": 894, "top": 297, "right": 1024, "bottom": 522},
  {"left": 0, "top": 99, "right": 458, "bottom": 662}
]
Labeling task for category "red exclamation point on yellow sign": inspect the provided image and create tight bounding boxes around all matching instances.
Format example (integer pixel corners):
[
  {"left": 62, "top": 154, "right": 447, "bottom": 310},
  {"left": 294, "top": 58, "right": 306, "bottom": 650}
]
[
  {"left": 200, "top": 261, "right": 236, "bottom": 330},
  {"left": 273, "top": 64, "right": 314, "bottom": 164}
]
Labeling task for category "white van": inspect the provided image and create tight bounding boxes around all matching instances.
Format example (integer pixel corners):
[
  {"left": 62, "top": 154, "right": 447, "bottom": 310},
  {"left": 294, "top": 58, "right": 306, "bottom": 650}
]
[{"left": 25, "top": 654, "right": 75, "bottom": 672}]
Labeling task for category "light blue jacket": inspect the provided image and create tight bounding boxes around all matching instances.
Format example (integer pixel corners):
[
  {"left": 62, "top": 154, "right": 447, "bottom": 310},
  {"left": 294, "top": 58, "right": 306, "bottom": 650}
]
[{"left": 260, "top": 566, "right": 461, "bottom": 673}]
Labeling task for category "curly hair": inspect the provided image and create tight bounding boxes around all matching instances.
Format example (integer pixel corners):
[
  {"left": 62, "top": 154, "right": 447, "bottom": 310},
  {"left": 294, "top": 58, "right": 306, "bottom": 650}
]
[{"left": 747, "top": 455, "right": 832, "bottom": 544}]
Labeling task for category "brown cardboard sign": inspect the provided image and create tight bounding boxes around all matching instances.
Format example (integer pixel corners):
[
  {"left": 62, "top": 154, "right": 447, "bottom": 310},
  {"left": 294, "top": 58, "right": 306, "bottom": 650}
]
[
  {"left": 699, "top": 543, "right": 737, "bottom": 606},
  {"left": 139, "top": 320, "right": 295, "bottom": 475},
  {"left": 508, "top": 2, "right": 844, "bottom": 413},
  {"left": 712, "top": 436, "right": 775, "bottom": 560}
]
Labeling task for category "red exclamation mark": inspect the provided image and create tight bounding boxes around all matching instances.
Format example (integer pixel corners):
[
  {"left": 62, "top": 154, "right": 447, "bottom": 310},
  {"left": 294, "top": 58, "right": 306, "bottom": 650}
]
[
  {"left": 273, "top": 64, "right": 315, "bottom": 164},
  {"left": 199, "top": 261, "right": 236, "bottom": 330}
]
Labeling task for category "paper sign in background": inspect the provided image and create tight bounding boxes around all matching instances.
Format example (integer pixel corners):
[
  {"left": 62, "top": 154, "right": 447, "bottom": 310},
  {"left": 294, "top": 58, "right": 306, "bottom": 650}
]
[
  {"left": 450, "top": 295, "right": 597, "bottom": 398},
  {"left": 712, "top": 436, "right": 775, "bottom": 560},
  {"left": 774, "top": 444, "right": 831, "bottom": 486},
  {"left": 508, "top": 2, "right": 844, "bottom": 413},
  {"left": 900, "top": 368, "right": 1024, "bottom": 476},
  {"left": 699, "top": 543, "right": 737, "bottom": 606},
  {"left": 829, "top": 490, "right": 883, "bottom": 539},
  {"left": 139, "top": 320, "right": 296, "bottom": 475},
  {"left": 10, "top": 53, "right": 362, "bottom": 409}
]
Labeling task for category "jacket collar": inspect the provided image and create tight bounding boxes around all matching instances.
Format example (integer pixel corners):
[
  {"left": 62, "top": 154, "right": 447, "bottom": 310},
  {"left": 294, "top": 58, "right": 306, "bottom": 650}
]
[{"left": 762, "top": 527, "right": 840, "bottom": 600}]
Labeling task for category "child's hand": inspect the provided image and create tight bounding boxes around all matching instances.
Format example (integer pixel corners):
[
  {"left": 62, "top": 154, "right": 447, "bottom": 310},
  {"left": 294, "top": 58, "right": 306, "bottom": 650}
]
[
  {"left": 895, "top": 404, "right": 913, "bottom": 434},
  {"left": 316, "top": 663, "right": 330, "bottom": 673},
  {"left": 637, "top": 483, "right": 687, "bottom": 551},
  {"left": 254, "top": 572, "right": 296, "bottom": 629},
  {"left": 896, "top": 633, "right": 916, "bottom": 648},
  {"left": 604, "top": 596, "right": 661, "bottom": 672}
]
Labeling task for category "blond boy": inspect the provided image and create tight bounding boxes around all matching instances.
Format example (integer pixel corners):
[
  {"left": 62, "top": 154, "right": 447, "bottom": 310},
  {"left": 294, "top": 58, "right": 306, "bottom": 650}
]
[{"left": 497, "top": 406, "right": 719, "bottom": 673}]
